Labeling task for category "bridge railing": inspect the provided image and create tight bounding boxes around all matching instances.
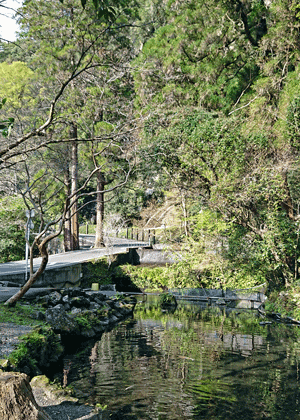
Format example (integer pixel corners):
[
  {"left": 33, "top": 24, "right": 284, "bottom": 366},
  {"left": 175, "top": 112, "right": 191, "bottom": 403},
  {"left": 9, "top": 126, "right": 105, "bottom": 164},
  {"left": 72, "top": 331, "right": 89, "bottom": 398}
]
[{"left": 80, "top": 223, "right": 169, "bottom": 247}]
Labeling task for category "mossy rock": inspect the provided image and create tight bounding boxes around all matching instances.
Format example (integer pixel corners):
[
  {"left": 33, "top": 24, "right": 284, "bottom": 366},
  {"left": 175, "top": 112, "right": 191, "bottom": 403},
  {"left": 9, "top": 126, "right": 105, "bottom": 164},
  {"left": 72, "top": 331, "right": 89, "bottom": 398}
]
[{"left": 8, "top": 326, "right": 64, "bottom": 377}]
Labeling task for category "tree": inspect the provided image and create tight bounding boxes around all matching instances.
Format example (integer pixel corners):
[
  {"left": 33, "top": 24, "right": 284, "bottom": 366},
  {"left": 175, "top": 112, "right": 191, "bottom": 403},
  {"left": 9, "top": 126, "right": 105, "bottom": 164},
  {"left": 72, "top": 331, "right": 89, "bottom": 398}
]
[
  {"left": 0, "top": 0, "right": 141, "bottom": 305},
  {"left": 6, "top": 0, "right": 139, "bottom": 248}
]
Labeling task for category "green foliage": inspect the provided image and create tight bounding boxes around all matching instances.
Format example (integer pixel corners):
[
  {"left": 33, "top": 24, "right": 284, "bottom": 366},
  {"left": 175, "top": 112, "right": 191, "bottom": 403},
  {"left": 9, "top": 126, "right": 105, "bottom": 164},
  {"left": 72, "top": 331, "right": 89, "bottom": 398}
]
[
  {"left": 159, "top": 292, "right": 176, "bottom": 306},
  {"left": 0, "top": 302, "right": 46, "bottom": 326},
  {"left": 133, "top": 0, "right": 259, "bottom": 113},
  {"left": 8, "top": 325, "right": 64, "bottom": 375},
  {"left": 265, "top": 290, "right": 299, "bottom": 318},
  {"left": 85, "top": 257, "right": 116, "bottom": 286},
  {"left": 0, "top": 197, "right": 26, "bottom": 263},
  {"left": 59, "top": 0, "right": 137, "bottom": 22},
  {"left": 121, "top": 263, "right": 199, "bottom": 291},
  {"left": 0, "top": 61, "right": 34, "bottom": 103},
  {"left": 287, "top": 96, "right": 300, "bottom": 149},
  {"left": 0, "top": 98, "right": 14, "bottom": 137}
]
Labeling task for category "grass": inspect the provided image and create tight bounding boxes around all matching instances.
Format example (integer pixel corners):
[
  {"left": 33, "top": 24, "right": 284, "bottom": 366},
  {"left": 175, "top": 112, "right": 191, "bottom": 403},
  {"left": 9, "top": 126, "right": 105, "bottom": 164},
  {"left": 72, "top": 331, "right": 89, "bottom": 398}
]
[
  {"left": 79, "top": 224, "right": 97, "bottom": 234},
  {"left": 0, "top": 302, "right": 46, "bottom": 326}
]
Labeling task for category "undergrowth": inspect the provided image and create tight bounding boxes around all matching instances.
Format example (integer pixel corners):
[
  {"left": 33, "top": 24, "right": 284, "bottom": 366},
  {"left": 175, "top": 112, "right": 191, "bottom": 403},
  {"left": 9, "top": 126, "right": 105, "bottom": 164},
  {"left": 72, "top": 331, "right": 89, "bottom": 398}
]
[{"left": 0, "top": 302, "right": 46, "bottom": 326}]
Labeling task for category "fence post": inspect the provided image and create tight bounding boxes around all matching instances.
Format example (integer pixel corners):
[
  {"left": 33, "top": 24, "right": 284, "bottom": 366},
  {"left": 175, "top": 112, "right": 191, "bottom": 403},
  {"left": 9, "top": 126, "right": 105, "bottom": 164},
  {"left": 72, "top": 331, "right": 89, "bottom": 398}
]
[
  {"left": 86, "top": 222, "right": 88, "bottom": 235},
  {"left": 126, "top": 228, "right": 129, "bottom": 239}
]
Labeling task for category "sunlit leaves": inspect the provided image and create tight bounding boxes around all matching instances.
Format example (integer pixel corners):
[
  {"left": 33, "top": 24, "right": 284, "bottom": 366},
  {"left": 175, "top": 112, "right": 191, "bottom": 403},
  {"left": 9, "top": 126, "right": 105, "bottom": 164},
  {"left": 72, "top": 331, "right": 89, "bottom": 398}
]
[{"left": 59, "top": 0, "right": 117, "bottom": 21}]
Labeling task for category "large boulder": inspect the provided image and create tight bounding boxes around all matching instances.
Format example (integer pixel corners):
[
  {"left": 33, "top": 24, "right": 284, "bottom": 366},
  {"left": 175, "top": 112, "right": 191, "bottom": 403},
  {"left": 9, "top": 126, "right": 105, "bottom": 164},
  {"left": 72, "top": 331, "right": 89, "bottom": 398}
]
[
  {"left": 0, "top": 372, "right": 51, "bottom": 420},
  {"left": 45, "top": 306, "right": 80, "bottom": 335}
]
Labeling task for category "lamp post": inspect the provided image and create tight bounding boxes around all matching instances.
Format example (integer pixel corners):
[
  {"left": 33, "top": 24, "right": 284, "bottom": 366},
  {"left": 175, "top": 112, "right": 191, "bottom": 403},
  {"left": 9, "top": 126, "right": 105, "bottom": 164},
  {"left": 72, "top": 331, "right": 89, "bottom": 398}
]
[{"left": 25, "top": 209, "right": 35, "bottom": 282}]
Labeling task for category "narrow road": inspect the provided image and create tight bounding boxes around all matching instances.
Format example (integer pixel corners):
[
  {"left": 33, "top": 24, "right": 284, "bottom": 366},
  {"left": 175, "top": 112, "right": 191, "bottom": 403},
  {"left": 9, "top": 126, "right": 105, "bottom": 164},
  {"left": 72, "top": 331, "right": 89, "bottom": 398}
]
[{"left": 0, "top": 237, "right": 149, "bottom": 278}]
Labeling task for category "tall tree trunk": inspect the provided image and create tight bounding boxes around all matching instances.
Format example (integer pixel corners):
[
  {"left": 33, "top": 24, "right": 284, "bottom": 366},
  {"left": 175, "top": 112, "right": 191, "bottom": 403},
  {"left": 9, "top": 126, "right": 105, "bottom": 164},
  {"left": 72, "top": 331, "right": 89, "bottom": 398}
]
[
  {"left": 70, "top": 123, "right": 79, "bottom": 250},
  {"left": 94, "top": 171, "right": 106, "bottom": 248},
  {"left": 64, "top": 167, "right": 72, "bottom": 252}
]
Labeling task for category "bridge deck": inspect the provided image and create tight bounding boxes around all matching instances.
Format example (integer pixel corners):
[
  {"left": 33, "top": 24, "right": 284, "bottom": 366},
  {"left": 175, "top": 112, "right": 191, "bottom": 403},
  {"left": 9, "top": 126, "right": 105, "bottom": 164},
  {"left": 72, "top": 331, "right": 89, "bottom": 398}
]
[{"left": 0, "top": 238, "right": 149, "bottom": 278}]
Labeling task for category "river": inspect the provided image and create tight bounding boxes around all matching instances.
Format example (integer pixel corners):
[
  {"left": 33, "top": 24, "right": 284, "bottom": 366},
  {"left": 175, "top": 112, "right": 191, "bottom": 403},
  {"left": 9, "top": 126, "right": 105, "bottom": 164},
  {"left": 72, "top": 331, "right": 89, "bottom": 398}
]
[{"left": 60, "top": 295, "right": 300, "bottom": 419}]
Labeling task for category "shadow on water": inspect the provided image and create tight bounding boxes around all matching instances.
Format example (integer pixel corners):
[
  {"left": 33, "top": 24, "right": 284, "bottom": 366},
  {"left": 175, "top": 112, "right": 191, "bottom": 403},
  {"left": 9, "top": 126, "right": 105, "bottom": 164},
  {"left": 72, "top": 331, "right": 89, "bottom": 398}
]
[{"left": 56, "top": 295, "right": 300, "bottom": 420}]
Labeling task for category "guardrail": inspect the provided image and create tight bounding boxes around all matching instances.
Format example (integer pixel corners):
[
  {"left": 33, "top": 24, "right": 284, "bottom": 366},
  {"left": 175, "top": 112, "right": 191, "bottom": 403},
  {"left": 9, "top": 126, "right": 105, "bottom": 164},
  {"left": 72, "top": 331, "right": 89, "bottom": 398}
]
[{"left": 80, "top": 224, "right": 167, "bottom": 246}]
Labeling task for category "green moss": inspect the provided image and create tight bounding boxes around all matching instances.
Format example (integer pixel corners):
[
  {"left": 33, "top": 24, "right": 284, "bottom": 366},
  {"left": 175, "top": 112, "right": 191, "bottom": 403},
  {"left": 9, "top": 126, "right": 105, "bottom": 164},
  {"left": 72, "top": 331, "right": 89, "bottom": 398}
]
[
  {"left": 74, "top": 307, "right": 109, "bottom": 330},
  {"left": 74, "top": 313, "right": 93, "bottom": 330},
  {"left": 8, "top": 325, "right": 64, "bottom": 376},
  {"left": 83, "top": 257, "right": 115, "bottom": 286},
  {"left": 0, "top": 302, "right": 46, "bottom": 326}
]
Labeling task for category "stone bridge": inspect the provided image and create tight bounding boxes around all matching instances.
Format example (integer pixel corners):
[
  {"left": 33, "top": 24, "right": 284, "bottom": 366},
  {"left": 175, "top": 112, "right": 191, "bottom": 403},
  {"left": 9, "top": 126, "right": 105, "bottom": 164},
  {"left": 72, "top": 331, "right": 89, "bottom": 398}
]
[{"left": 0, "top": 237, "right": 176, "bottom": 289}]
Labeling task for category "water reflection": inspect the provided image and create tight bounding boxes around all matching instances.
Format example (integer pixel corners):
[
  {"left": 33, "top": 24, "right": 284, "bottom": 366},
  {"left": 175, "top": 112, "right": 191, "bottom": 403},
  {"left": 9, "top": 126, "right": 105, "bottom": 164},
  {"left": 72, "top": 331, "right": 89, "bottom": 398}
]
[{"left": 63, "top": 296, "right": 300, "bottom": 419}]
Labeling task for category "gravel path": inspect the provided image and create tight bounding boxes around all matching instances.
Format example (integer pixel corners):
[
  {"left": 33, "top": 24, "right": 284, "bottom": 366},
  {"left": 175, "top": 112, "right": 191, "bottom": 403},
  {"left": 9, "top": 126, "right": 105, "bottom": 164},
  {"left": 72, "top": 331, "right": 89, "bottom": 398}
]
[{"left": 0, "top": 322, "right": 33, "bottom": 358}]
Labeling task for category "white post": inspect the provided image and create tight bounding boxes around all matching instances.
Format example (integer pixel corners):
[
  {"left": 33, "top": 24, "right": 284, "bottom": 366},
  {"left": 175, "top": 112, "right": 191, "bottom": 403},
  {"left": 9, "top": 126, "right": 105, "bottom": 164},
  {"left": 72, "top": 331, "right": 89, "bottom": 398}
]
[
  {"left": 25, "top": 209, "right": 35, "bottom": 282},
  {"left": 25, "top": 221, "right": 29, "bottom": 282}
]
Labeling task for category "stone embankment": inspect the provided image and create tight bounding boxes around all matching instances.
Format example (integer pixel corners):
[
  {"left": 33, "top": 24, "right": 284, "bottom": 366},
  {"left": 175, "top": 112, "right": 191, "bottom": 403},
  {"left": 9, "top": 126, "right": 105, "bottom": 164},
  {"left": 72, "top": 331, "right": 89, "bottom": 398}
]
[
  {"left": 2, "top": 288, "right": 136, "bottom": 377},
  {"left": 42, "top": 288, "right": 136, "bottom": 338},
  {"left": 0, "top": 288, "right": 136, "bottom": 419}
]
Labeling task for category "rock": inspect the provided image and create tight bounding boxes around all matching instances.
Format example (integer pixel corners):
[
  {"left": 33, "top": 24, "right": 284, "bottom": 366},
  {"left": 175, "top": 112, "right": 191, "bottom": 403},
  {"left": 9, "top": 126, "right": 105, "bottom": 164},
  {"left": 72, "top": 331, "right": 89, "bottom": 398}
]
[
  {"left": 52, "top": 303, "right": 65, "bottom": 311},
  {"left": 47, "top": 291, "right": 62, "bottom": 307},
  {"left": 108, "top": 315, "right": 119, "bottom": 324},
  {"left": 63, "top": 303, "right": 71, "bottom": 311},
  {"left": 62, "top": 295, "right": 70, "bottom": 304},
  {"left": 112, "top": 301, "right": 132, "bottom": 315},
  {"left": 89, "top": 302, "right": 101, "bottom": 311},
  {"left": 30, "top": 375, "right": 78, "bottom": 404},
  {"left": 99, "top": 284, "right": 116, "bottom": 291},
  {"left": 93, "top": 294, "right": 106, "bottom": 303},
  {"left": 0, "top": 371, "right": 51, "bottom": 420},
  {"left": 70, "top": 307, "right": 82, "bottom": 316},
  {"left": 80, "top": 328, "right": 96, "bottom": 338},
  {"left": 70, "top": 296, "right": 91, "bottom": 308},
  {"left": 45, "top": 307, "right": 79, "bottom": 335},
  {"left": 93, "top": 297, "right": 105, "bottom": 306},
  {"left": 93, "top": 323, "right": 105, "bottom": 333},
  {"left": 98, "top": 319, "right": 109, "bottom": 327},
  {"left": 30, "top": 311, "right": 46, "bottom": 321},
  {"left": 68, "top": 288, "right": 85, "bottom": 298}
]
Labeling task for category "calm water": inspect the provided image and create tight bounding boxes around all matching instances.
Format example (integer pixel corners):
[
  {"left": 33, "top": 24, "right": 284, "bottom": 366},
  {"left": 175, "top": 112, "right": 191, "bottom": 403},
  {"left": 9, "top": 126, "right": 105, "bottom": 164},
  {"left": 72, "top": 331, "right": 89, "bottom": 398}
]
[{"left": 62, "top": 296, "right": 300, "bottom": 419}]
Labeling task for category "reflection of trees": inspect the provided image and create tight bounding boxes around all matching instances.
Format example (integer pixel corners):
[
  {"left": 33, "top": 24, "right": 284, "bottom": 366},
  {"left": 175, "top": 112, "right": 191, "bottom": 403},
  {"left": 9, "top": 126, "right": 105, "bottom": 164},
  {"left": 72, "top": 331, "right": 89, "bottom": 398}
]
[
  {"left": 62, "top": 303, "right": 300, "bottom": 419},
  {"left": 157, "top": 311, "right": 300, "bottom": 420}
]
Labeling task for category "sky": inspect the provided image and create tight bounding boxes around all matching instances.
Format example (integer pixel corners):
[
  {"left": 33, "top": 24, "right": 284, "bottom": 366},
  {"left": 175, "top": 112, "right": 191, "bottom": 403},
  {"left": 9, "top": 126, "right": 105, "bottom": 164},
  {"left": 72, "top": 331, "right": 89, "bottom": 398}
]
[{"left": 0, "top": 0, "right": 21, "bottom": 42}]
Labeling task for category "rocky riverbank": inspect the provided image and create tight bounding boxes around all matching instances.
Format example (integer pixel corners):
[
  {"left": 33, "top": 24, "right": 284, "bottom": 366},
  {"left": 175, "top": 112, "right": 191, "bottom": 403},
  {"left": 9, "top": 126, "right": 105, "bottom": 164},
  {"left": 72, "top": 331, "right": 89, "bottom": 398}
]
[
  {"left": 0, "top": 289, "right": 137, "bottom": 419},
  {"left": 1, "top": 288, "right": 137, "bottom": 377}
]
